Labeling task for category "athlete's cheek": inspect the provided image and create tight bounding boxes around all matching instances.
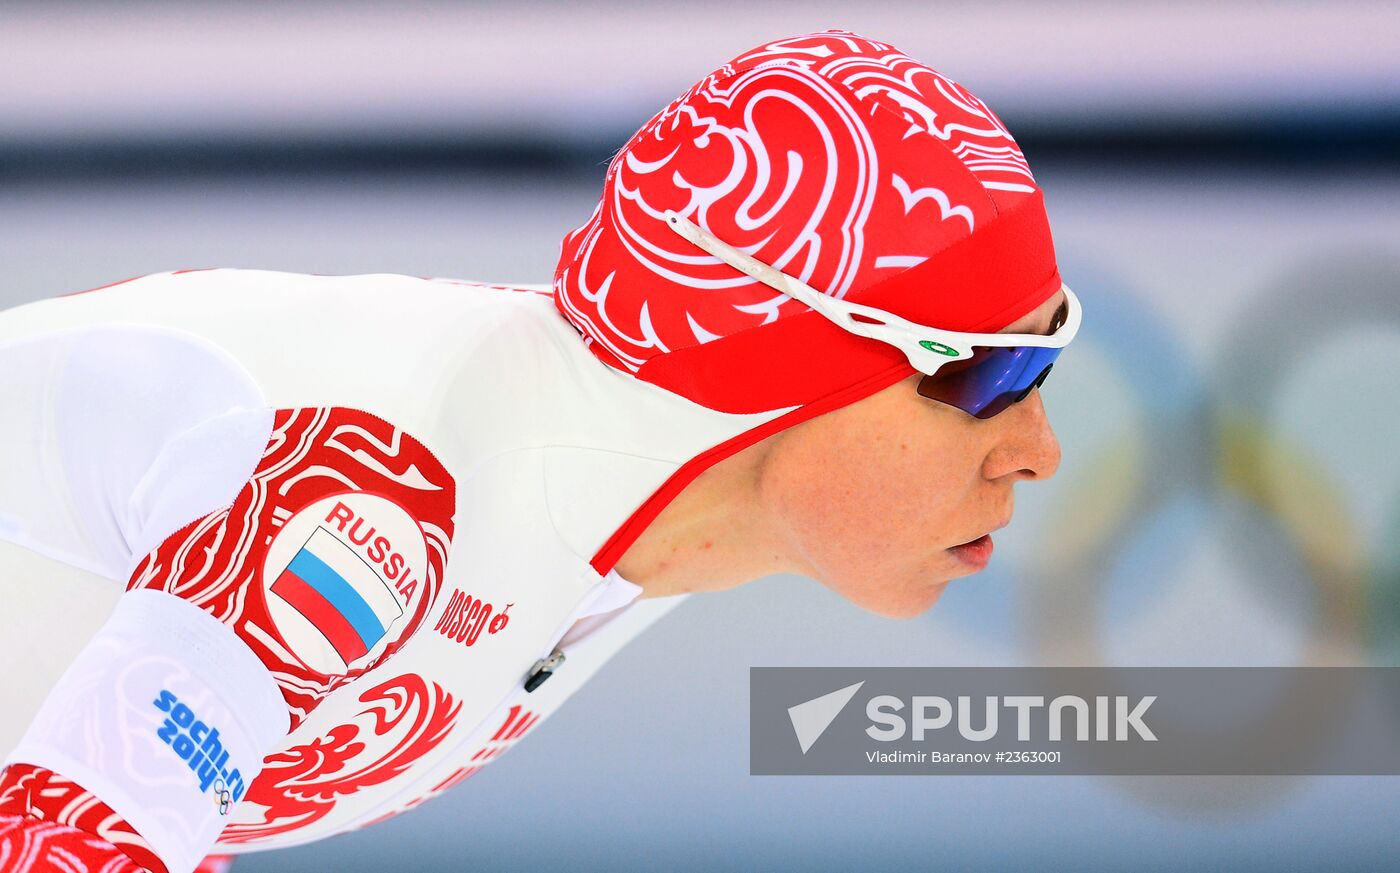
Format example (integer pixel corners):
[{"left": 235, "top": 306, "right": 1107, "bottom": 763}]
[{"left": 885, "top": 440, "right": 975, "bottom": 537}]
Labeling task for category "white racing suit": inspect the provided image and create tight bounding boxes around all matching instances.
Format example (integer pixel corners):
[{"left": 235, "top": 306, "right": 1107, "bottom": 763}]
[{"left": 0, "top": 269, "right": 793, "bottom": 873}]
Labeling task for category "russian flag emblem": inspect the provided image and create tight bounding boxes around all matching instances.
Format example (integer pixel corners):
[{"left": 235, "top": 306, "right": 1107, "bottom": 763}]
[{"left": 270, "top": 526, "right": 406, "bottom": 667}]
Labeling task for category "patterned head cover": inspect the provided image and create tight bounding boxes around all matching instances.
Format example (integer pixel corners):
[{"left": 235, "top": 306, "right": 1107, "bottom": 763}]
[{"left": 554, "top": 29, "right": 1063, "bottom": 414}]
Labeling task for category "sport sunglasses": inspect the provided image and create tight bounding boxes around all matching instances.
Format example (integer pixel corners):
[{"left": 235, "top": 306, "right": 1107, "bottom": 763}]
[{"left": 664, "top": 211, "right": 1082, "bottom": 419}]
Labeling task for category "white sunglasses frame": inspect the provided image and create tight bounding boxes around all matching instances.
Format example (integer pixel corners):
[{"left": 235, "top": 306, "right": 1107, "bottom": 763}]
[{"left": 664, "top": 211, "right": 1081, "bottom": 378}]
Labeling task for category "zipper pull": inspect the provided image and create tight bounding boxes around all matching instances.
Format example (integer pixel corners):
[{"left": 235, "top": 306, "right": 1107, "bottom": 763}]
[{"left": 524, "top": 648, "right": 566, "bottom": 692}]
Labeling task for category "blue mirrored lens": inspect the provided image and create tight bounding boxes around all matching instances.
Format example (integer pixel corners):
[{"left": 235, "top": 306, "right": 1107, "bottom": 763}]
[{"left": 915, "top": 345, "right": 1062, "bottom": 419}]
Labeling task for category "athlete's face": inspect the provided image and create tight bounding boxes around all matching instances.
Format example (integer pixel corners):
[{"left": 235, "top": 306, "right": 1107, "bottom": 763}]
[{"left": 756, "top": 290, "right": 1066, "bottom": 619}]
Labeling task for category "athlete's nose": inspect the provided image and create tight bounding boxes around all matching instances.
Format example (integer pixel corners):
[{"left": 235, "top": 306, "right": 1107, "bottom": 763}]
[{"left": 982, "top": 389, "right": 1061, "bottom": 483}]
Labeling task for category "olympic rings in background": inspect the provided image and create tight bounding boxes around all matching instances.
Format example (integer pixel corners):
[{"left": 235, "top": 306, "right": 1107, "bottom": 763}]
[
  {"left": 931, "top": 246, "right": 1400, "bottom": 815},
  {"left": 1212, "top": 249, "right": 1400, "bottom": 667}
]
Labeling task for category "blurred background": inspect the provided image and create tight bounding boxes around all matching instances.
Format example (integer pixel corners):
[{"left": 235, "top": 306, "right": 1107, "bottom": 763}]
[{"left": 2, "top": 1, "right": 1397, "bottom": 871}]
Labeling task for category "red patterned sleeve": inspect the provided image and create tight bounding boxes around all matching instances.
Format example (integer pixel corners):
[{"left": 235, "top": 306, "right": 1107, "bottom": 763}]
[
  {"left": 0, "top": 816, "right": 144, "bottom": 873},
  {"left": 0, "top": 808, "right": 234, "bottom": 873},
  {"left": 4, "top": 407, "right": 454, "bottom": 873},
  {"left": 0, "top": 763, "right": 163, "bottom": 872}
]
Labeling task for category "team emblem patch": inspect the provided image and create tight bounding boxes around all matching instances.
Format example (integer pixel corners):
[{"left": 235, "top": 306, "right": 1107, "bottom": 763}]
[
  {"left": 129, "top": 407, "right": 457, "bottom": 731},
  {"left": 264, "top": 494, "right": 429, "bottom": 673}
]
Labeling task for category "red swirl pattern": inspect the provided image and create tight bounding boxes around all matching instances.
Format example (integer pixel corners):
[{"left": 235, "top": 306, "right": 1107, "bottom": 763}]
[
  {"left": 555, "top": 28, "right": 1039, "bottom": 386},
  {"left": 127, "top": 407, "right": 457, "bottom": 732},
  {"left": 215, "top": 673, "right": 461, "bottom": 844},
  {"left": 0, "top": 765, "right": 165, "bottom": 873},
  {"left": 421, "top": 703, "right": 542, "bottom": 797},
  {"left": 344, "top": 702, "right": 545, "bottom": 833},
  {"left": 0, "top": 815, "right": 143, "bottom": 873},
  {"left": 0, "top": 805, "right": 234, "bottom": 873}
]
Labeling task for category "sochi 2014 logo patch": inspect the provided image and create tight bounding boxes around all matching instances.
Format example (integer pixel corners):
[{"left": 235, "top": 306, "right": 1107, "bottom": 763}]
[
  {"left": 263, "top": 493, "right": 430, "bottom": 674},
  {"left": 153, "top": 689, "right": 247, "bottom": 816}
]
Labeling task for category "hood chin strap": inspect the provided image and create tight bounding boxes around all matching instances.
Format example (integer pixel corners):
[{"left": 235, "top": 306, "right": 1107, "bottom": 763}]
[{"left": 589, "top": 358, "right": 913, "bottom": 577}]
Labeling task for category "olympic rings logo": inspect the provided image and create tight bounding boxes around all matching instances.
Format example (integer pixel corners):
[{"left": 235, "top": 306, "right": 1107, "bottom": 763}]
[
  {"left": 933, "top": 245, "right": 1400, "bottom": 814},
  {"left": 212, "top": 777, "right": 234, "bottom": 817}
]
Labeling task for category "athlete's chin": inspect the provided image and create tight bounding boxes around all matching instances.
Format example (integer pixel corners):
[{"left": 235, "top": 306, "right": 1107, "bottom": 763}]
[{"left": 857, "top": 578, "right": 951, "bottom": 620}]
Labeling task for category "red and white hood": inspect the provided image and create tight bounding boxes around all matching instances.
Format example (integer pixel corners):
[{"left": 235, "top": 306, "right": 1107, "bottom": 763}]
[
  {"left": 551, "top": 29, "right": 1066, "bottom": 570},
  {"left": 554, "top": 28, "right": 1063, "bottom": 422}
]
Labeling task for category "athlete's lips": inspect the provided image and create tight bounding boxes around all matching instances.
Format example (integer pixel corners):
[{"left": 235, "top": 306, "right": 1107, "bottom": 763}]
[
  {"left": 948, "top": 534, "right": 993, "bottom": 569},
  {"left": 951, "top": 516, "right": 1010, "bottom": 548},
  {"left": 946, "top": 517, "right": 1011, "bottom": 570}
]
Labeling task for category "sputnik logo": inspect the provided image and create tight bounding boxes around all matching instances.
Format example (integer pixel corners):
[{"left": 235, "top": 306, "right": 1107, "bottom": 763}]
[{"left": 787, "top": 681, "right": 865, "bottom": 754}]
